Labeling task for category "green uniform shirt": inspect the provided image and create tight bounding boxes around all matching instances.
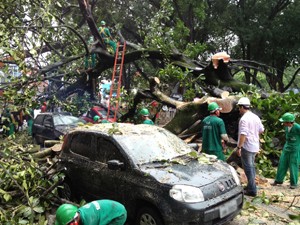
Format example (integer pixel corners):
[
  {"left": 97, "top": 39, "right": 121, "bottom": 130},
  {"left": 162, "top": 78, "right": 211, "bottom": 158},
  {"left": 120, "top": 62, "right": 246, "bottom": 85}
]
[
  {"left": 99, "top": 27, "right": 112, "bottom": 43},
  {"left": 78, "top": 200, "right": 127, "bottom": 225},
  {"left": 283, "top": 122, "right": 300, "bottom": 152},
  {"left": 201, "top": 115, "right": 227, "bottom": 153},
  {"left": 143, "top": 119, "right": 154, "bottom": 125}
]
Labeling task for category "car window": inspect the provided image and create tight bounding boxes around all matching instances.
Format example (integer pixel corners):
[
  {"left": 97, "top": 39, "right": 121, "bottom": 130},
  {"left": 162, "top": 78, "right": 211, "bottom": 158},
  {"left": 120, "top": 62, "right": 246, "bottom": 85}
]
[
  {"left": 70, "top": 133, "right": 93, "bottom": 159},
  {"left": 43, "top": 115, "right": 53, "bottom": 127},
  {"left": 96, "top": 137, "right": 123, "bottom": 162},
  {"left": 96, "top": 108, "right": 106, "bottom": 117},
  {"left": 85, "top": 111, "right": 92, "bottom": 118},
  {"left": 90, "top": 109, "right": 98, "bottom": 118},
  {"left": 34, "top": 115, "right": 44, "bottom": 125},
  {"left": 53, "top": 115, "right": 83, "bottom": 126},
  {"left": 96, "top": 107, "right": 115, "bottom": 117},
  {"left": 116, "top": 130, "right": 192, "bottom": 164}
]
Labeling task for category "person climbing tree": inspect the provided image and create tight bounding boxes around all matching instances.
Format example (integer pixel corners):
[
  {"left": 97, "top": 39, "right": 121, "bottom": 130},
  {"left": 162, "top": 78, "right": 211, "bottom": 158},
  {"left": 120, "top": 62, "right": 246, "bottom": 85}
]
[
  {"left": 84, "top": 36, "right": 96, "bottom": 69},
  {"left": 99, "top": 20, "right": 117, "bottom": 54}
]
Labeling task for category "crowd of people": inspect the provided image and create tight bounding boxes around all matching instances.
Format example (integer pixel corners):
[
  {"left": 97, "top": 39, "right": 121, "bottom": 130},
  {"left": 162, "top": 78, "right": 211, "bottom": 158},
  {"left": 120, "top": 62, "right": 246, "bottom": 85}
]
[
  {"left": 2, "top": 17, "right": 297, "bottom": 225},
  {"left": 201, "top": 96, "right": 299, "bottom": 197},
  {"left": 2, "top": 94, "right": 297, "bottom": 222}
]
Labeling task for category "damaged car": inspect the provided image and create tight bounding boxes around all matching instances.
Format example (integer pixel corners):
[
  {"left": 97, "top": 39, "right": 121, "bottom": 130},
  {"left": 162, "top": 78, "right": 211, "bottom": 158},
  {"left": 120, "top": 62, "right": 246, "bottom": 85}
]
[
  {"left": 32, "top": 112, "right": 85, "bottom": 145},
  {"left": 58, "top": 123, "right": 243, "bottom": 225}
]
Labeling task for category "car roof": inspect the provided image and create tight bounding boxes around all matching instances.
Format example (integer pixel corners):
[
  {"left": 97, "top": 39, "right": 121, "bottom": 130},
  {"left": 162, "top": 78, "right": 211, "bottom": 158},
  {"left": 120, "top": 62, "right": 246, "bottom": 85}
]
[
  {"left": 70, "top": 123, "right": 165, "bottom": 136},
  {"left": 36, "top": 112, "right": 72, "bottom": 116}
]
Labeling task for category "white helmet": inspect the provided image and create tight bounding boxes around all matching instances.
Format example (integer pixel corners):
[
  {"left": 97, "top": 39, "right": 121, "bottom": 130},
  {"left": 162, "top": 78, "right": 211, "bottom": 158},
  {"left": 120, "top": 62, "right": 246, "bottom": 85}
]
[{"left": 237, "top": 97, "right": 251, "bottom": 106}]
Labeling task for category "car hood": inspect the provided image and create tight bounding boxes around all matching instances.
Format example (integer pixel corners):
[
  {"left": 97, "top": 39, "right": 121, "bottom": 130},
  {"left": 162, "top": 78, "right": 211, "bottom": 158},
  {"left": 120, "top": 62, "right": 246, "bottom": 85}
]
[
  {"left": 56, "top": 125, "right": 78, "bottom": 134},
  {"left": 139, "top": 159, "right": 232, "bottom": 187}
]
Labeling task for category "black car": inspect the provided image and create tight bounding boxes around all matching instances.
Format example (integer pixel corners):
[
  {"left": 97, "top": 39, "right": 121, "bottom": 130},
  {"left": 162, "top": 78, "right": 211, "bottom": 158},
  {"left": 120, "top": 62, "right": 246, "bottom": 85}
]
[
  {"left": 58, "top": 123, "right": 243, "bottom": 225},
  {"left": 32, "top": 112, "right": 85, "bottom": 145}
]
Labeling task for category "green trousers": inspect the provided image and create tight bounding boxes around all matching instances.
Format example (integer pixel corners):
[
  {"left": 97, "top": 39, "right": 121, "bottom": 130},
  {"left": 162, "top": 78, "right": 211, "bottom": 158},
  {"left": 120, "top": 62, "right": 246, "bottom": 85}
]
[
  {"left": 275, "top": 150, "right": 299, "bottom": 186},
  {"left": 5, "top": 123, "right": 15, "bottom": 136},
  {"left": 84, "top": 53, "right": 96, "bottom": 69},
  {"left": 27, "top": 119, "right": 33, "bottom": 136},
  {"left": 107, "top": 40, "right": 117, "bottom": 54}
]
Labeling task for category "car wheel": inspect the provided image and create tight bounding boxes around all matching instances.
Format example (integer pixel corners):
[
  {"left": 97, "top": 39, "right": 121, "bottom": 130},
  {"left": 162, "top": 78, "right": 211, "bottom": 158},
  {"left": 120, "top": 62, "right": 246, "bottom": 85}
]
[
  {"left": 32, "top": 135, "right": 39, "bottom": 145},
  {"left": 58, "top": 178, "right": 77, "bottom": 201},
  {"left": 136, "top": 206, "right": 164, "bottom": 225}
]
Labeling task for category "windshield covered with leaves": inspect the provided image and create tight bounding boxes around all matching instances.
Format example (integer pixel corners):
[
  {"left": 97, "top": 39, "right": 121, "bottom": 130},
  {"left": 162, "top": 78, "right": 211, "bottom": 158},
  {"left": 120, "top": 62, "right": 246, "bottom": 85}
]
[
  {"left": 53, "top": 115, "right": 83, "bottom": 126},
  {"left": 115, "top": 129, "right": 193, "bottom": 165}
]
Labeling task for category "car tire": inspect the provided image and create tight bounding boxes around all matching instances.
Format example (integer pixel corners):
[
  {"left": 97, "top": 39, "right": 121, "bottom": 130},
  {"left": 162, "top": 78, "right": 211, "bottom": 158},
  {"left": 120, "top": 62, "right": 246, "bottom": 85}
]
[
  {"left": 136, "top": 206, "right": 164, "bottom": 225},
  {"left": 58, "top": 178, "right": 77, "bottom": 201},
  {"left": 32, "top": 135, "right": 39, "bottom": 145}
]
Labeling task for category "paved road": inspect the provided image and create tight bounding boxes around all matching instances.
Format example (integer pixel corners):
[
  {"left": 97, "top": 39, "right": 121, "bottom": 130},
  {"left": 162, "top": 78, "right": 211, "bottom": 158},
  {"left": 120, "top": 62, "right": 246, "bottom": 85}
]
[{"left": 226, "top": 183, "right": 300, "bottom": 225}]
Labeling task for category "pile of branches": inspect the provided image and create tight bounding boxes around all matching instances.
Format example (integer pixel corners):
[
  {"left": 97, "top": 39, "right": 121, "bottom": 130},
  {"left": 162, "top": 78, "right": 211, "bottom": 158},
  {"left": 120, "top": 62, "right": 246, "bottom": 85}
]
[{"left": 0, "top": 132, "right": 65, "bottom": 224}]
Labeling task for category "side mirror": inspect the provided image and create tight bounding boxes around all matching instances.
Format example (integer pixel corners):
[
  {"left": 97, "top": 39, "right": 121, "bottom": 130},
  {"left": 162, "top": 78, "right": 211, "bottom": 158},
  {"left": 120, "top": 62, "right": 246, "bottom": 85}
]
[{"left": 107, "top": 160, "right": 124, "bottom": 170}]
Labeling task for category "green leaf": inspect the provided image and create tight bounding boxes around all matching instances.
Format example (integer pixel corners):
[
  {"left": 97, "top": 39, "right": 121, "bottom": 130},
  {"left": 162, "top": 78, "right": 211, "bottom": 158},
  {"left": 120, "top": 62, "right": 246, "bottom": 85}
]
[
  {"left": 22, "top": 180, "right": 28, "bottom": 190},
  {"left": 0, "top": 189, "right": 7, "bottom": 194},
  {"left": 4, "top": 193, "right": 12, "bottom": 202},
  {"left": 33, "top": 206, "right": 44, "bottom": 213},
  {"left": 18, "top": 219, "right": 29, "bottom": 224}
]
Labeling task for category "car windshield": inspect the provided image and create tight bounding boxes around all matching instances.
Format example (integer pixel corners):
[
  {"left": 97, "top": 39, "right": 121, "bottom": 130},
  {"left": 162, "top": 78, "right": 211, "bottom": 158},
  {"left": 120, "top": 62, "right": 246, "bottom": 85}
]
[
  {"left": 116, "top": 129, "right": 193, "bottom": 165},
  {"left": 53, "top": 115, "right": 83, "bottom": 126},
  {"left": 96, "top": 108, "right": 115, "bottom": 117}
]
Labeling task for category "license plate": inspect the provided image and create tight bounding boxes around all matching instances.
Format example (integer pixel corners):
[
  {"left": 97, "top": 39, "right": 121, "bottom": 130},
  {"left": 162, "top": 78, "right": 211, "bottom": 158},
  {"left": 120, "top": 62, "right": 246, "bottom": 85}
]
[{"left": 219, "top": 198, "right": 238, "bottom": 218}]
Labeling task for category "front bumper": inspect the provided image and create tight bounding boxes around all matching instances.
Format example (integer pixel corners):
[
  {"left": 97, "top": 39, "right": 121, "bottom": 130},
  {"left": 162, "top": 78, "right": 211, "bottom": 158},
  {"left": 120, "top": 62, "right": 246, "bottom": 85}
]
[{"left": 163, "top": 186, "right": 243, "bottom": 225}]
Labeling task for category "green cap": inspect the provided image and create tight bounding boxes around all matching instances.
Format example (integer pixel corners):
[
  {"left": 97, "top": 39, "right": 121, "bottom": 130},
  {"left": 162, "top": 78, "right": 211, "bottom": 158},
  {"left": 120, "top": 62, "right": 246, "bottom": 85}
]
[
  {"left": 139, "top": 108, "right": 149, "bottom": 116},
  {"left": 93, "top": 115, "right": 100, "bottom": 122},
  {"left": 279, "top": 112, "right": 295, "bottom": 123},
  {"left": 100, "top": 20, "right": 106, "bottom": 25},
  {"left": 55, "top": 204, "right": 78, "bottom": 225},
  {"left": 208, "top": 102, "right": 222, "bottom": 112}
]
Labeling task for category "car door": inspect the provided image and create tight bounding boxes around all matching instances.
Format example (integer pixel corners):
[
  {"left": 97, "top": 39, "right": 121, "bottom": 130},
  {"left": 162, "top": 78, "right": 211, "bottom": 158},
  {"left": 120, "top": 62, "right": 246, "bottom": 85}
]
[
  {"left": 92, "top": 136, "right": 129, "bottom": 202},
  {"left": 41, "top": 115, "right": 56, "bottom": 141},
  {"left": 32, "top": 114, "right": 45, "bottom": 143},
  {"left": 66, "top": 132, "right": 97, "bottom": 196}
]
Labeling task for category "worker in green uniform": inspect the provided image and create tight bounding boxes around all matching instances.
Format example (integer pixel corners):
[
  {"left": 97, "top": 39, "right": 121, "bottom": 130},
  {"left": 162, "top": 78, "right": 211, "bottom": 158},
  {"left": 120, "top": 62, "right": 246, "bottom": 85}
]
[
  {"left": 84, "top": 36, "right": 96, "bottom": 69},
  {"left": 93, "top": 115, "right": 100, "bottom": 123},
  {"left": 201, "top": 102, "right": 229, "bottom": 161},
  {"left": 55, "top": 199, "right": 127, "bottom": 225},
  {"left": 24, "top": 108, "right": 34, "bottom": 136},
  {"left": 2, "top": 107, "right": 15, "bottom": 137},
  {"left": 272, "top": 112, "right": 300, "bottom": 189},
  {"left": 99, "top": 21, "right": 117, "bottom": 54},
  {"left": 139, "top": 108, "right": 154, "bottom": 125}
]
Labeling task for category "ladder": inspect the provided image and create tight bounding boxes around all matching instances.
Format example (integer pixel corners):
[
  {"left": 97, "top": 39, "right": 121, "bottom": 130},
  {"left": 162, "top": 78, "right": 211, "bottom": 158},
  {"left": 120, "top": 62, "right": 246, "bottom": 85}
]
[{"left": 106, "top": 41, "right": 126, "bottom": 121}]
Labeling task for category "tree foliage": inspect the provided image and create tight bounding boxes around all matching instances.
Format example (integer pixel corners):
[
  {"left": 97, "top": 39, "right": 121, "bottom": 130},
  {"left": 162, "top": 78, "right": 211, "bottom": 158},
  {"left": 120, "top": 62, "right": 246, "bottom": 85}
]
[
  {"left": 0, "top": 1, "right": 300, "bottom": 223},
  {"left": 0, "top": 133, "right": 63, "bottom": 224}
]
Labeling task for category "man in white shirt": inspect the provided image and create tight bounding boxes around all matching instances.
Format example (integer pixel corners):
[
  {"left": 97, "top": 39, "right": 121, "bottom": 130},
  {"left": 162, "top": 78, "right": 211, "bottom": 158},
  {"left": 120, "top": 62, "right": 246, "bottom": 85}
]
[{"left": 235, "top": 97, "right": 264, "bottom": 197}]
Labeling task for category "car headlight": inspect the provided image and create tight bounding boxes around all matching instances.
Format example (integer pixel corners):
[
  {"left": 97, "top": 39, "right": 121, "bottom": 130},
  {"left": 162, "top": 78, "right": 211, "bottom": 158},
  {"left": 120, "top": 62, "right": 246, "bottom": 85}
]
[
  {"left": 229, "top": 165, "right": 241, "bottom": 185},
  {"left": 169, "top": 185, "right": 204, "bottom": 203}
]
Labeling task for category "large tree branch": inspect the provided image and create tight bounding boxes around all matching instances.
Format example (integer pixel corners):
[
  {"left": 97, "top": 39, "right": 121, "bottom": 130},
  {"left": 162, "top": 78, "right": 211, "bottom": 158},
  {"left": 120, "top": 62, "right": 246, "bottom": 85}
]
[{"left": 77, "top": 0, "right": 106, "bottom": 49}]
